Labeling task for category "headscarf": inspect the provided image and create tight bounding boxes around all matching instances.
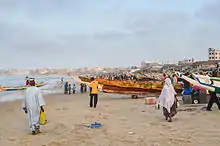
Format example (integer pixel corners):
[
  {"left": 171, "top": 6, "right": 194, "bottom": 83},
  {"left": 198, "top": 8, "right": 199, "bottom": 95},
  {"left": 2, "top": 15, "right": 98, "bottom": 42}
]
[{"left": 157, "top": 78, "right": 177, "bottom": 113}]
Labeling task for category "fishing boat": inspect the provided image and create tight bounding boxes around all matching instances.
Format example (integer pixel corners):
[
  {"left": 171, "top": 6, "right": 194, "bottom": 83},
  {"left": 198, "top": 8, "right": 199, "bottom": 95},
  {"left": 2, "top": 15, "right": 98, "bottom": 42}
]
[
  {"left": 1, "top": 82, "right": 46, "bottom": 91},
  {"left": 102, "top": 83, "right": 183, "bottom": 95},
  {"left": 78, "top": 75, "right": 159, "bottom": 83},
  {"left": 102, "top": 84, "right": 162, "bottom": 95},
  {"left": 78, "top": 76, "right": 183, "bottom": 94},
  {"left": 78, "top": 76, "right": 91, "bottom": 83},
  {"left": 78, "top": 76, "right": 162, "bottom": 87},
  {"left": 192, "top": 74, "right": 220, "bottom": 85},
  {"left": 175, "top": 72, "right": 220, "bottom": 94}
]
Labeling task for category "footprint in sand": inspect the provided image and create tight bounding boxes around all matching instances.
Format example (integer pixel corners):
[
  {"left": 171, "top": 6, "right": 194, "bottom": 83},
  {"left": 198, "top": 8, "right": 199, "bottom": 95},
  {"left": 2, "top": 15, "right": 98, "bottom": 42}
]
[
  {"left": 55, "top": 107, "right": 68, "bottom": 111},
  {"left": 8, "top": 137, "right": 16, "bottom": 142},
  {"left": 150, "top": 122, "right": 159, "bottom": 126},
  {"left": 161, "top": 124, "right": 172, "bottom": 129},
  {"left": 47, "top": 141, "right": 60, "bottom": 146},
  {"left": 54, "top": 123, "right": 68, "bottom": 132}
]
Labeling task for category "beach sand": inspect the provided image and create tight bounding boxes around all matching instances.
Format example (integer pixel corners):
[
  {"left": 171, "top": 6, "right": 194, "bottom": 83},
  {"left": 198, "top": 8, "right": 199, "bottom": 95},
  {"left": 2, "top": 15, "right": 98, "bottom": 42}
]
[{"left": 0, "top": 93, "right": 220, "bottom": 146}]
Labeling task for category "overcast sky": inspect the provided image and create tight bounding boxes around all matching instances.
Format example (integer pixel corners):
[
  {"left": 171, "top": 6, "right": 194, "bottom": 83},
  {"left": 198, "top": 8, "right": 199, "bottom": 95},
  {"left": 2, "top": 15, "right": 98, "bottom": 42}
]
[{"left": 0, "top": 0, "right": 220, "bottom": 69}]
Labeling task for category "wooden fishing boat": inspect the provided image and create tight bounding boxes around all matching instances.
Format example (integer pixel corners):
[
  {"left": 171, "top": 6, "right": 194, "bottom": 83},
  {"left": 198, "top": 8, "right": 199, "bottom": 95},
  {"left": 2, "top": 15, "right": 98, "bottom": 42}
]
[
  {"left": 102, "top": 84, "right": 161, "bottom": 95},
  {"left": 78, "top": 76, "right": 183, "bottom": 94},
  {"left": 78, "top": 76, "right": 159, "bottom": 83},
  {"left": 1, "top": 82, "right": 46, "bottom": 91},
  {"left": 78, "top": 76, "right": 162, "bottom": 87},
  {"left": 102, "top": 83, "right": 183, "bottom": 95},
  {"left": 78, "top": 76, "right": 91, "bottom": 83},
  {"left": 176, "top": 72, "right": 220, "bottom": 93},
  {"left": 192, "top": 74, "right": 220, "bottom": 85}
]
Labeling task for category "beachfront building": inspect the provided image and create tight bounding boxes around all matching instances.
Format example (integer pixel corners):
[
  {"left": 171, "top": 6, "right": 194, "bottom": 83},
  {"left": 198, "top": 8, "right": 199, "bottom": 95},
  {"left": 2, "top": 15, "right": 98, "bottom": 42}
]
[
  {"left": 178, "top": 58, "right": 195, "bottom": 65},
  {"left": 208, "top": 48, "right": 220, "bottom": 60},
  {"left": 141, "top": 60, "right": 159, "bottom": 68}
]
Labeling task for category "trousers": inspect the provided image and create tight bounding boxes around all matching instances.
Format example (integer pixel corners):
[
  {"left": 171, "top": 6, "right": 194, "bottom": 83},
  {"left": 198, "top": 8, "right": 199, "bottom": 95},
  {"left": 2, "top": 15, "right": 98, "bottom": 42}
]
[
  {"left": 90, "top": 94, "right": 98, "bottom": 108},
  {"left": 207, "top": 92, "right": 220, "bottom": 110}
]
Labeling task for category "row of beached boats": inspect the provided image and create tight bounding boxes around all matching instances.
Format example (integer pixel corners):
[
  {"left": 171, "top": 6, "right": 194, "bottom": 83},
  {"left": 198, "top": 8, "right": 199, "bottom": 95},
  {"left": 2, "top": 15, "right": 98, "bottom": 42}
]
[{"left": 2, "top": 73, "right": 217, "bottom": 93}]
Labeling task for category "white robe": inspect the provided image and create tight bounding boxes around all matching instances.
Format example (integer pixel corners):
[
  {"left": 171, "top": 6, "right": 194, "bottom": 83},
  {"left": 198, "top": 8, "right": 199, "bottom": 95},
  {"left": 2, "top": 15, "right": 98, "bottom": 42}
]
[
  {"left": 22, "top": 86, "right": 45, "bottom": 131},
  {"left": 157, "top": 78, "right": 176, "bottom": 113}
]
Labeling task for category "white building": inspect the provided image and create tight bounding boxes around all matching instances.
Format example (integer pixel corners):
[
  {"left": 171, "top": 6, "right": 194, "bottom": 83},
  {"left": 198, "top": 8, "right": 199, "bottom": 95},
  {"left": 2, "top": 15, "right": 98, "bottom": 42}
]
[
  {"left": 141, "top": 60, "right": 159, "bottom": 68},
  {"left": 208, "top": 48, "right": 220, "bottom": 60},
  {"left": 178, "top": 58, "right": 195, "bottom": 65}
]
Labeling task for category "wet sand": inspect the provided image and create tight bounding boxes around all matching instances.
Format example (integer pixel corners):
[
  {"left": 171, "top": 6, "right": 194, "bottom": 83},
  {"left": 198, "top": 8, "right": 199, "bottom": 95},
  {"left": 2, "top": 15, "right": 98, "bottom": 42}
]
[{"left": 0, "top": 93, "right": 220, "bottom": 146}]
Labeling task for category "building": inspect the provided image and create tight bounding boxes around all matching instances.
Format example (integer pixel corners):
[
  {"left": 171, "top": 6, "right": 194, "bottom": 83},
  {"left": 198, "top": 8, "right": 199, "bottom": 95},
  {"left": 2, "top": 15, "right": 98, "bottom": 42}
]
[
  {"left": 208, "top": 48, "right": 220, "bottom": 60},
  {"left": 141, "top": 60, "right": 159, "bottom": 68},
  {"left": 178, "top": 58, "right": 195, "bottom": 65}
]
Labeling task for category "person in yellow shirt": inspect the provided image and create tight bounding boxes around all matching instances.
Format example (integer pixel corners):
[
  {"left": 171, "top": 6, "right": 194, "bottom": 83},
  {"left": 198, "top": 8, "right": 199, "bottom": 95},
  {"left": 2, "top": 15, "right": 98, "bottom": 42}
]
[{"left": 89, "top": 77, "right": 99, "bottom": 108}]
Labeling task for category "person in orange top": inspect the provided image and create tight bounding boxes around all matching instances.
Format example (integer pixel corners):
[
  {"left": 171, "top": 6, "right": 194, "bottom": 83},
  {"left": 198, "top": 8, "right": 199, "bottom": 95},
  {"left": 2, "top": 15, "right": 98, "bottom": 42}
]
[{"left": 89, "top": 77, "right": 99, "bottom": 108}]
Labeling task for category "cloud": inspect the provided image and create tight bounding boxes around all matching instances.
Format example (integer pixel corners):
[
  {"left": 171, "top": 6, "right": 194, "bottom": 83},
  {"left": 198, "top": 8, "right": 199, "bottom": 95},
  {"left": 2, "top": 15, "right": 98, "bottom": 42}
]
[
  {"left": 122, "top": 12, "right": 195, "bottom": 59},
  {"left": 195, "top": 0, "right": 220, "bottom": 23},
  {"left": 0, "top": 21, "right": 57, "bottom": 53},
  {"left": 126, "top": 12, "right": 191, "bottom": 31},
  {"left": 94, "top": 31, "right": 131, "bottom": 41},
  {"left": 1, "top": 0, "right": 220, "bottom": 68},
  {"left": 191, "top": 0, "right": 220, "bottom": 52}
]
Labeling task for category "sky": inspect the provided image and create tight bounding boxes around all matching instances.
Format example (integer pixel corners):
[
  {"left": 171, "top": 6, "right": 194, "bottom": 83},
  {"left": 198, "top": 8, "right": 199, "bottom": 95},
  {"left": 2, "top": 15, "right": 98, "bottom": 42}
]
[{"left": 0, "top": 0, "right": 220, "bottom": 69}]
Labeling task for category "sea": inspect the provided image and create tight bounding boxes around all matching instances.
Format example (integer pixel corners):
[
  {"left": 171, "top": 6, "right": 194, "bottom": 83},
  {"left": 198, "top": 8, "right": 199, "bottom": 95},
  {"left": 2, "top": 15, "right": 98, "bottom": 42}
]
[{"left": 0, "top": 75, "right": 75, "bottom": 102}]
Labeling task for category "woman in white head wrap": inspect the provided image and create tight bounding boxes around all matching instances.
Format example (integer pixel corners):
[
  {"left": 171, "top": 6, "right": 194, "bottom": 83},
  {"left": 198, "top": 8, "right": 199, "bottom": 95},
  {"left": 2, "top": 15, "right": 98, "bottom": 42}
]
[{"left": 158, "top": 78, "right": 177, "bottom": 122}]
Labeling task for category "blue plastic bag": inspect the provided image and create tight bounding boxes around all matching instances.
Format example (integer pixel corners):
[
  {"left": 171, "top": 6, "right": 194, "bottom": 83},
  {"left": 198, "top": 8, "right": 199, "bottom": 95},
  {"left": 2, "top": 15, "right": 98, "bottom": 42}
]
[{"left": 88, "top": 122, "right": 102, "bottom": 129}]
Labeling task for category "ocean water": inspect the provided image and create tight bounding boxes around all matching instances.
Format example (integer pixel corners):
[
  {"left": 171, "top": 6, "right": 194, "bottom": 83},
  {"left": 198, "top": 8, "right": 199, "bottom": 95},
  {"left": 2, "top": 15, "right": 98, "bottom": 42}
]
[{"left": 0, "top": 75, "right": 75, "bottom": 102}]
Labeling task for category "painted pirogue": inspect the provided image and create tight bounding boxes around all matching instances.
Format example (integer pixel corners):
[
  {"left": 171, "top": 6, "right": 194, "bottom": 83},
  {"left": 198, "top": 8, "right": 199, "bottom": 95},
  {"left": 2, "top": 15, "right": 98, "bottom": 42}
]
[
  {"left": 0, "top": 82, "right": 46, "bottom": 92},
  {"left": 78, "top": 76, "right": 183, "bottom": 94},
  {"left": 78, "top": 76, "right": 159, "bottom": 83}
]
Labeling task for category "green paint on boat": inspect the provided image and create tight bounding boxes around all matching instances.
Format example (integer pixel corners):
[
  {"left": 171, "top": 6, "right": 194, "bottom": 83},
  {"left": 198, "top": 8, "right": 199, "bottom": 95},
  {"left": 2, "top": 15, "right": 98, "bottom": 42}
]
[
  {"left": 210, "top": 78, "right": 220, "bottom": 82},
  {"left": 214, "top": 88, "right": 220, "bottom": 94}
]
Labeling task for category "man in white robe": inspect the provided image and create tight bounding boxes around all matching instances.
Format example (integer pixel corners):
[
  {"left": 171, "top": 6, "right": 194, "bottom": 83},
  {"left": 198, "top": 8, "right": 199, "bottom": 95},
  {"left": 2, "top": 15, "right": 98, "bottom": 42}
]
[{"left": 22, "top": 79, "right": 45, "bottom": 135}]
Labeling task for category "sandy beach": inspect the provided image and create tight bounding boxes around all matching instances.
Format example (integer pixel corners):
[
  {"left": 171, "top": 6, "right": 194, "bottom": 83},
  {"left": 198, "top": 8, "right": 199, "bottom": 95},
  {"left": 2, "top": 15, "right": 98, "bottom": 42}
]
[{"left": 0, "top": 93, "right": 220, "bottom": 146}]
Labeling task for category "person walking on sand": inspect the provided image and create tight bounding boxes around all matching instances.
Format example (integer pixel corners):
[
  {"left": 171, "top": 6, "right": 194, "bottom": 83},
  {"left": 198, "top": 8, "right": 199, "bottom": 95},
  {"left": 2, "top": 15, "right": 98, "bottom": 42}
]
[
  {"left": 89, "top": 77, "right": 99, "bottom": 108},
  {"left": 80, "top": 83, "right": 84, "bottom": 93},
  {"left": 22, "top": 79, "right": 45, "bottom": 135},
  {"left": 84, "top": 83, "right": 87, "bottom": 92},
  {"left": 157, "top": 78, "right": 177, "bottom": 122},
  {"left": 206, "top": 91, "right": 220, "bottom": 111},
  {"left": 206, "top": 72, "right": 220, "bottom": 111}
]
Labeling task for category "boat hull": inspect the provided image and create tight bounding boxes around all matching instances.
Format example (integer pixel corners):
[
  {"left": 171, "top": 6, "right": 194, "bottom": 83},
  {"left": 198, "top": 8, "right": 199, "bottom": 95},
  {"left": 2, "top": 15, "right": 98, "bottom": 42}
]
[{"left": 102, "top": 84, "right": 183, "bottom": 95}]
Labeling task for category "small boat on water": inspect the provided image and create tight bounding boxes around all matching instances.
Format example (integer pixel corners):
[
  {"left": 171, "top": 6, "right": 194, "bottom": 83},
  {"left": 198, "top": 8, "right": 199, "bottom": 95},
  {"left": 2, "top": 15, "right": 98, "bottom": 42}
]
[{"left": 0, "top": 82, "right": 46, "bottom": 91}]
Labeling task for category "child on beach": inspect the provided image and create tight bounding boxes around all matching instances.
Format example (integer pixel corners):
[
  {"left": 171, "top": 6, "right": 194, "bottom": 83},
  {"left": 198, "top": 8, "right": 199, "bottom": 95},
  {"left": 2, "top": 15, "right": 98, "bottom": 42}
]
[
  {"left": 68, "top": 84, "right": 71, "bottom": 94},
  {"left": 72, "top": 84, "right": 76, "bottom": 94}
]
